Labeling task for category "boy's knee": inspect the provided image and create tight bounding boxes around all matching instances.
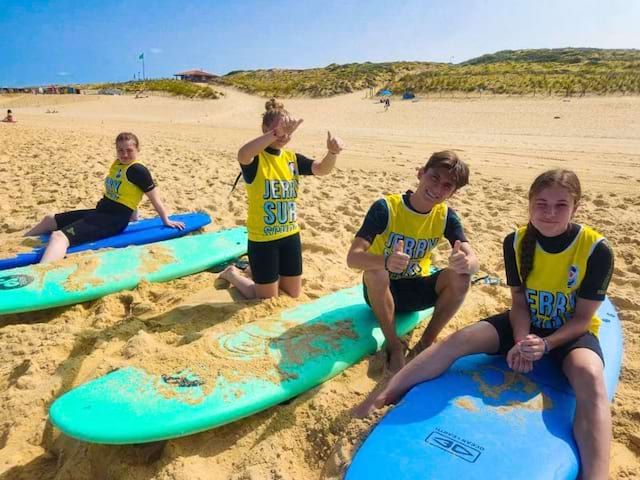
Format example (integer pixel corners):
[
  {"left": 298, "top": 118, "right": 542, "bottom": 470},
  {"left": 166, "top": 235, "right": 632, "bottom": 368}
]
[
  {"left": 442, "top": 269, "right": 470, "bottom": 297},
  {"left": 364, "top": 269, "right": 390, "bottom": 291}
]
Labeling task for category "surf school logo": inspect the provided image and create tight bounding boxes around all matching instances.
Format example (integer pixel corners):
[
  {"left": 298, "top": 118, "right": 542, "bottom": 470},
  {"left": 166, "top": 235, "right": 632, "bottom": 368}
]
[
  {"left": 0, "top": 274, "right": 34, "bottom": 290},
  {"left": 115, "top": 169, "right": 122, "bottom": 179},
  {"left": 425, "top": 429, "right": 483, "bottom": 463},
  {"left": 288, "top": 161, "right": 298, "bottom": 176},
  {"left": 567, "top": 265, "right": 579, "bottom": 288}
]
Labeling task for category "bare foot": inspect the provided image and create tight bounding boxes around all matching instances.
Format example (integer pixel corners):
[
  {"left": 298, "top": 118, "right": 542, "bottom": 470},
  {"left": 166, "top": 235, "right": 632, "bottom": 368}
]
[
  {"left": 352, "top": 385, "right": 401, "bottom": 418},
  {"left": 219, "top": 265, "right": 240, "bottom": 282},
  {"left": 387, "top": 347, "right": 406, "bottom": 375},
  {"left": 352, "top": 387, "right": 385, "bottom": 418}
]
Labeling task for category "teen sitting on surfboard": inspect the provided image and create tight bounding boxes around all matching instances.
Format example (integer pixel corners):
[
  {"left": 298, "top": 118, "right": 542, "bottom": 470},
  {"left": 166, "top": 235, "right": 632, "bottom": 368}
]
[
  {"left": 347, "top": 150, "right": 479, "bottom": 373},
  {"left": 355, "top": 169, "right": 614, "bottom": 480},
  {"left": 220, "top": 98, "right": 344, "bottom": 299},
  {"left": 25, "top": 132, "right": 185, "bottom": 263}
]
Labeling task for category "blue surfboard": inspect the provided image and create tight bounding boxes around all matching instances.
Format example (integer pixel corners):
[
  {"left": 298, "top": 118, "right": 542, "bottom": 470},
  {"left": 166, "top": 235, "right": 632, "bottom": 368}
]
[
  {"left": 0, "top": 212, "right": 211, "bottom": 270},
  {"left": 346, "top": 298, "right": 623, "bottom": 480}
]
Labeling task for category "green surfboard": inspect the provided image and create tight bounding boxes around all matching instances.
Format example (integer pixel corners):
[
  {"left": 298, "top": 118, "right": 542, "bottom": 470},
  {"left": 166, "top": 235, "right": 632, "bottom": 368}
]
[
  {"left": 0, "top": 227, "right": 247, "bottom": 314},
  {"left": 49, "top": 286, "right": 433, "bottom": 444}
]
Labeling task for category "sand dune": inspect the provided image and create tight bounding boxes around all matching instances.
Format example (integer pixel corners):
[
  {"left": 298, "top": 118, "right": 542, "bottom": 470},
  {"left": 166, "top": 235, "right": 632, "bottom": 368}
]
[{"left": 1, "top": 91, "right": 639, "bottom": 479}]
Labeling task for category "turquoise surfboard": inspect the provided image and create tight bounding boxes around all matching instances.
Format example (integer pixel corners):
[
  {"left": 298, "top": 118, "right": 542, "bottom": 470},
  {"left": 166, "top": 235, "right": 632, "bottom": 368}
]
[
  {"left": 346, "top": 298, "right": 623, "bottom": 480},
  {"left": 49, "top": 286, "right": 433, "bottom": 444},
  {"left": 0, "top": 227, "right": 247, "bottom": 314}
]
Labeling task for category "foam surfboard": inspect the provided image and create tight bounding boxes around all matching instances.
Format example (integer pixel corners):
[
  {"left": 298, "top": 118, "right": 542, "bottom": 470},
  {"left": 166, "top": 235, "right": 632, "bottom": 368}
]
[
  {"left": 0, "top": 227, "right": 247, "bottom": 315},
  {"left": 346, "top": 298, "right": 623, "bottom": 480},
  {"left": 0, "top": 212, "right": 212, "bottom": 270},
  {"left": 49, "top": 286, "right": 434, "bottom": 444}
]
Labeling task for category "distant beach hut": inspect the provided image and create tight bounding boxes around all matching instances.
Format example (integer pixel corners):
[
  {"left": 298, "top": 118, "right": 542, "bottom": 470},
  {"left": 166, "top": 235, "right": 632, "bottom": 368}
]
[
  {"left": 402, "top": 92, "right": 415, "bottom": 100},
  {"left": 174, "top": 70, "right": 218, "bottom": 83}
]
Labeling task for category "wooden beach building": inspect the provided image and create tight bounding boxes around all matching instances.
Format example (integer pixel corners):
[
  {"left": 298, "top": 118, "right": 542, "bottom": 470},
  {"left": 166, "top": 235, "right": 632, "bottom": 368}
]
[{"left": 174, "top": 70, "right": 218, "bottom": 83}]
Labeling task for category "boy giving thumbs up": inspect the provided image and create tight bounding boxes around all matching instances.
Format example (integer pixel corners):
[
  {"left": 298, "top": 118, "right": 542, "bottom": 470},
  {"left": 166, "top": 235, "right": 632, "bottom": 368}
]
[{"left": 347, "top": 151, "right": 478, "bottom": 373}]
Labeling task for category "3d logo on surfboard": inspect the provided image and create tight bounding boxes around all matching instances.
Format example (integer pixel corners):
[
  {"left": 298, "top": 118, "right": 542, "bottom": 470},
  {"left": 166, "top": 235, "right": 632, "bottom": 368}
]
[{"left": 0, "top": 274, "right": 34, "bottom": 290}]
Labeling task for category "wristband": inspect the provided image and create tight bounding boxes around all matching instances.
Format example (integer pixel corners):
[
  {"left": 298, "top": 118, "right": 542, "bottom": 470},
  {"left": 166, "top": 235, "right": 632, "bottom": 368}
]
[
  {"left": 328, "top": 149, "right": 340, "bottom": 155},
  {"left": 384, "top": 254, "right": 391, "bottom": 272},
  {"left": 542, "top": 337, "right": 550, "bottom": 355}
]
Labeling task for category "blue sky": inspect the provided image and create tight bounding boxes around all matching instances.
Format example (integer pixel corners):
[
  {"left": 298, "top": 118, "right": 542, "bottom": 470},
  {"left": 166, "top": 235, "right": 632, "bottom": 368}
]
[{"left": 1, "top": 0, "right": 638, "bottom": 87}]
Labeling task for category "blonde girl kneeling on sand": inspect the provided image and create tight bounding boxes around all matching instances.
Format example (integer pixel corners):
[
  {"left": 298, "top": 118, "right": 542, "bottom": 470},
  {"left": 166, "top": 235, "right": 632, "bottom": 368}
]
[
  {"left": 355, "top": 169, "right": 614, "bottom": 480},
  {"left": 25, "top": 132, "right": 184, "bottom": 263},
  {"left": 220, "top": 98, "right": 344, "bottom": 299}
]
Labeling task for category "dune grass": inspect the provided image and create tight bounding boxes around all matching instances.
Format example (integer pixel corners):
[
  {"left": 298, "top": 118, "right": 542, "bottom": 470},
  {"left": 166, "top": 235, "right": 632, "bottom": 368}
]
[
  {"left": 220, "top": 48, "right": 640, "bottom": 98},
  {"left": 84, "top": 79, "right": 223, "bottom": 99}
]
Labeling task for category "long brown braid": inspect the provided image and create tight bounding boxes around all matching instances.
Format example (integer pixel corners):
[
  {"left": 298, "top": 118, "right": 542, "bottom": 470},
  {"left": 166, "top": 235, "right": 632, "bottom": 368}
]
[{"left": 519, "top": 169, "right": 582, "bottom": 289}]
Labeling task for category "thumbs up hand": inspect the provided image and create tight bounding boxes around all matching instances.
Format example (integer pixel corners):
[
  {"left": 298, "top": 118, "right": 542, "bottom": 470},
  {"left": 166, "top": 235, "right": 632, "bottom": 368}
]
[
  {"left": 448, "top": 240, "right": 472, "bottom": 275},
  {"left": 385, "top": 239, "right": 410, "bottom": 273}
]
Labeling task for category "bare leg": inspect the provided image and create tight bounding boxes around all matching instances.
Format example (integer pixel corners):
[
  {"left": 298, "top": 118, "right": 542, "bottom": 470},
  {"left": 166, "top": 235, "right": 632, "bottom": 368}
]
[
  {"left": 219, "top": 265, "right": 257, "bottom": 299},
  {"left": 279, "top": 275, "right": 302, "bottom": 298},
  {"left": 254, "top": 281, "right": 279, "bottom": 299},
  {"left": 353, "top": 321, "right": 499, "bottom": 418},
  {"left": 563, "top": 348, "right": 611, "bottom": 480},
  {"left": 364, "top": 269, "right": 405, "bottom": 373},
  {"left": 40, "top": 230, "right": 70, "bottom": 263},
  {"left": 412, "top": 268, "right": 470, "bottom": 355},
  {"left": 25, "top": 214, "right": 57, "bottom": 237}
]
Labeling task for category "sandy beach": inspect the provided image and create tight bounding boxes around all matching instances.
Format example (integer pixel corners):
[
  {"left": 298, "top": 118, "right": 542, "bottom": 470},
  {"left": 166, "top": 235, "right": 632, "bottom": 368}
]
[{"left": 1, "top": 89, "right": 639, "bottom": 479}]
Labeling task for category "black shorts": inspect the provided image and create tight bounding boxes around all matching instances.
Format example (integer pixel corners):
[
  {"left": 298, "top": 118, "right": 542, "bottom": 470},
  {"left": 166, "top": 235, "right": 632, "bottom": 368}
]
[
  {"left": 481, "top": 311, "right": 604, "bottom": 366},
  {"left": 54, "top": 209, "right": 130, "bottom": 247},
  {"left": 363, "top": 270, "right": 442, "bottom": 313},
  {"left": 247, "top": 233, "right": 302, "bottom": 284}
]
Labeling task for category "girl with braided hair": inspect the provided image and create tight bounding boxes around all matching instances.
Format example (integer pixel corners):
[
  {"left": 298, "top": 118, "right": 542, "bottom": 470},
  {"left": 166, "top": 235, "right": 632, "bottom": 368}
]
[
  {"left": 354, "top": 169, "right": 614, "bottom": 479},
  {"left": 220, "top": 98, "right": 345, "bottom": 299}
]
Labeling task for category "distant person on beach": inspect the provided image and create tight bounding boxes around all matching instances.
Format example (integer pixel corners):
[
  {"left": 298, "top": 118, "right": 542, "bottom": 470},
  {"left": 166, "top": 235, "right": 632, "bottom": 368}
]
[
  {"left": 354, "top": 169, "right": 614, "bottom": 479},
  {"left": 384, "top": 98, "right": 390, "bottom": 111},
  {"left": 24, "top": 132, "right": 184, "bottom": 263},
  {"left": 221, "top": 98, "right": 345, "bottom": 299},
  {"left": 2, "top": 109, "right": 16, "bottom": 122},
  {"left": 346, "top": 150, "right": 478, "bottom": 372}
]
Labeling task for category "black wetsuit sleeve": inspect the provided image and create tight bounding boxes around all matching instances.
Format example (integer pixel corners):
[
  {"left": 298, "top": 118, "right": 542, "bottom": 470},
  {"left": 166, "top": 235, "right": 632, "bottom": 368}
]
[
  {"left": 240, "top": 156, "right": 259, "bottom": 184},
  {"left": 126, "top": 164, "right": 155, "bottom": 192},
  {"left": 578, "top": 241, "right": 614, "bottom": 301},
  {"left": 296, "top": 153, "right": 315, "bottom": 176},
  {"left": 443, "top": 208, "right": 468, "bottom": 246},
  {"left": 503, "top": 232, "right": 521, "bottom": 287},
  {"left": 355, "top": 199, "right": 389, "bottom": 244}
]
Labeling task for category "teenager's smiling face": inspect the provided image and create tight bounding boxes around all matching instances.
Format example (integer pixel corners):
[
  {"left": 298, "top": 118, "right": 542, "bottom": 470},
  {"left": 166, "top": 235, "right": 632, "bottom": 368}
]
[
  {"left": 116, "top": 140, "right": 138, "bottom": 164},
  {"left": 415, "top": 166, "right": 457, "bottom": 208},
  {"left": 529, "top": 185, "right": 577, "bottom": 237}
]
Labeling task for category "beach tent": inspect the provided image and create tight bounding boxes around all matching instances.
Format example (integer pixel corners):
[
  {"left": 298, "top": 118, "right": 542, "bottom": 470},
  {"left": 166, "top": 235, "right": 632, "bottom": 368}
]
[
  {"left": 402, "top": 92, "right": 415, "bottom": 100},
  {"left": 378, "top": 89, "right": 392, "bottom": 96}
]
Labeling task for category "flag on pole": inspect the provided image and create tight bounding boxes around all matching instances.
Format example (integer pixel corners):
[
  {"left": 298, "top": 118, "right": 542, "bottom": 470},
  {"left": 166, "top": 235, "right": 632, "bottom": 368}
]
[{"left": 139, "top": 53, "right": 144, "bottom": 60}]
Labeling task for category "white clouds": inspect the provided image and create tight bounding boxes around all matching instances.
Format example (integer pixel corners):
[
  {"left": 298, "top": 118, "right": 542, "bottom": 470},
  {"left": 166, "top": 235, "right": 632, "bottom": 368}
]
[
  {"left": 150, "top": 48, "right": 163, "bottom": 54},
  {"left": 57, "top": 72, "right": 71, "bottom": 76}
]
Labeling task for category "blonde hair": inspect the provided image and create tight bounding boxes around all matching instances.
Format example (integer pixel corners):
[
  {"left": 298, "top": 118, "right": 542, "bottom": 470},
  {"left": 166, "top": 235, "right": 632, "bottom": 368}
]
[{"left": 262, "top": 98, "right": 290, "bottom": 128}]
